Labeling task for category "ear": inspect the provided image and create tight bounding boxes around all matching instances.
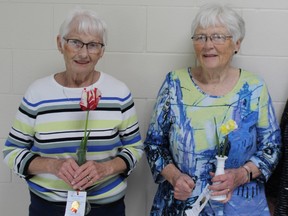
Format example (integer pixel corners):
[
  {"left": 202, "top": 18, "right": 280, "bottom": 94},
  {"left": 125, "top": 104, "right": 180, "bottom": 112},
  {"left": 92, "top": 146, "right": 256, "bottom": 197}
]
[
  {"left": 57, "top": 35, "right": 63, "bottom": 53},
  {"left": 234, "top": 39, "right": 241, "bottom": 53},
  {"left": 99, "top": 47, "right": 105, "bottom": 58}
]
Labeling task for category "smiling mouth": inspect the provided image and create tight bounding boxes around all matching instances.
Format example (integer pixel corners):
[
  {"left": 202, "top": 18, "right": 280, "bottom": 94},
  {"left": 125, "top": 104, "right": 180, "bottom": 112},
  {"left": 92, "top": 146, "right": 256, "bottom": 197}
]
[
  {"left": 75, "top": 60, "right": 89, "bottom": 64},
  {"left": 203, "top": 54, "right": 217, "bottom": 57}
]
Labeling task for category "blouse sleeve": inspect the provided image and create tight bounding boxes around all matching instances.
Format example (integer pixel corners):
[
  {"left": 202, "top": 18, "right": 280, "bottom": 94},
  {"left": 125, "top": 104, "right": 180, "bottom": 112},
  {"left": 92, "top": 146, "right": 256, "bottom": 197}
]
[
  {"left": 249, "top": 84, "right": 282, "bottom": 181},
  {"left": 144, "top": 73, "right": 174, "bottom": 183},
  {"left": 2, "top": 89, "right": 39, "bottom": 179},
  {"left": 116, "top": 90, "right": 143, "bottom": 177}
]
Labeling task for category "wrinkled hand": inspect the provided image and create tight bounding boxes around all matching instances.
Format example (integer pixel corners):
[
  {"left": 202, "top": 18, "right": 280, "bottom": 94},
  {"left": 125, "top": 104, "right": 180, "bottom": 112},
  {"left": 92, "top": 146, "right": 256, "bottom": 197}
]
[
  {"left": 209, "top": 168, "right": 247, "bottom": 203},
  {"left": 172, "top": 173, "right": 195, "bottom": 200},
  {"left": 53, "top": 158, "right": 80, "bottom": 187},
  {"left": 71, "top": 160, "right": 111, "bottom": 190}
]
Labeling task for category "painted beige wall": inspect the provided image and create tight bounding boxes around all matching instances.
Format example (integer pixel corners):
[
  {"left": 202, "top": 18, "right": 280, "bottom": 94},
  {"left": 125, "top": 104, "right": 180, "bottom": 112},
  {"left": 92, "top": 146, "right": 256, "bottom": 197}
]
[{"left": 1, "top": 0, "right": 288, "bottom": 215}]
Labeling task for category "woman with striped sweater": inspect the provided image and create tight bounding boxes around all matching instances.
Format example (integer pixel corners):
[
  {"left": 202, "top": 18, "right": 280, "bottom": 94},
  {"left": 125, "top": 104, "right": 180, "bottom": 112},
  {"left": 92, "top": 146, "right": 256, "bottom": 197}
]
[{"left": 3, "top": 8, "right": 143, "bottom": 216}]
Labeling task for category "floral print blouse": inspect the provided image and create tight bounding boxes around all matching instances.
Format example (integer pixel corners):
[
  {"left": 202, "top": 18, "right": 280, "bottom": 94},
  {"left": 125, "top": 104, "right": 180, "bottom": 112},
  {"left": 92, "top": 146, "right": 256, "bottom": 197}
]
[{"left": 144, "top": 68, "right": 281, "bottom": 216}]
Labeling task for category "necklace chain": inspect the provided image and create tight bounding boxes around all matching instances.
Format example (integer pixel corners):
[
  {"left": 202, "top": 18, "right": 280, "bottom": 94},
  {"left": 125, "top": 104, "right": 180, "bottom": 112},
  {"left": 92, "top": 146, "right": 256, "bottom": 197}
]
[
  {"left": 62, "top": 71, "right": 96, "bottom": 101},
  {"left": 62, "top": 87, "right": 72, "bottom": 101}
]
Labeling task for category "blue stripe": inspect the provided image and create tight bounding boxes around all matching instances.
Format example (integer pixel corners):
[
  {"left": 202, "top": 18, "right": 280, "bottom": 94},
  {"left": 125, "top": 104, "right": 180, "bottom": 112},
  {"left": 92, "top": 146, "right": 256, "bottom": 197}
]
[
  {"left": 5, "top": 140, "right": 27, "bottom": 148},
  {"left": 95, "top": 93, "right": 131, "bottom": 102},
  {"left": 23, "top": 97, "right": 80, "bottom": 107},
  {"left": 122, "top": 136, "right": 142, "bottom": 145},
  {"left": 27, "top": 177, "right": 124, "bottom": 195},
  {"left": 27, "top": 180, "right": 51, "bottom": 192},
  {"left": 23, "top": 93, "right": 131, "bottom": 107},
  {"left": 31, "top": 142, "right": 123, "bottom": 154},
  {"left": 88, "top": 177, "right": 123, "bottom": 196}
]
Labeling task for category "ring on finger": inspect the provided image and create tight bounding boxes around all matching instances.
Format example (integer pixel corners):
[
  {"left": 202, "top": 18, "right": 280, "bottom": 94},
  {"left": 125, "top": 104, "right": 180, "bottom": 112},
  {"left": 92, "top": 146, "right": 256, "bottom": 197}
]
[
  {"left": 227, "top": 188, "right": 230, "bottom": 193},
  {"left": 86, "top": 175, "right": 91, "bottom": 181}
]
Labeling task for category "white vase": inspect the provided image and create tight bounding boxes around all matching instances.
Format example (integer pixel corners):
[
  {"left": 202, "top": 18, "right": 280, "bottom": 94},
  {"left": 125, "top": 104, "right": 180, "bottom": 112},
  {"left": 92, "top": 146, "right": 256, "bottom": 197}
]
[{"left": 210, "top": 155, "right": 228, "bottom": 201}]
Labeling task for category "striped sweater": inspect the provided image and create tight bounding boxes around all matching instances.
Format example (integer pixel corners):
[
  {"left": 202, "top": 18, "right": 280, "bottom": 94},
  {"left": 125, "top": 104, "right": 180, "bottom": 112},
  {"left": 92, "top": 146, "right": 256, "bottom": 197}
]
[{"left": 3, "top": 72, "right": 143, "bottom": 204}]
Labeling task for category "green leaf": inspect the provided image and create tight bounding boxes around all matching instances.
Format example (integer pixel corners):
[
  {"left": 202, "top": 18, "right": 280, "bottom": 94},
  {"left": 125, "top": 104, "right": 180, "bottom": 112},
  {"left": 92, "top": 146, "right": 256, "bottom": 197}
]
[
  {"left": 221, "top": 135, "right": 229, "bottom": 157},
  {"left": 214, "top": 117, "right": 221, "bottom": 156}
]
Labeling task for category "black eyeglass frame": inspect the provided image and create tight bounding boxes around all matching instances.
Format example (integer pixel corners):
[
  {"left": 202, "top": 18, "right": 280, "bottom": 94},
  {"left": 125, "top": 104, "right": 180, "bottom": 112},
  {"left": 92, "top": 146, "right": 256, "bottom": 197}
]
[{"left": 63, "top": 37, "right": 105, "bottom": 50}]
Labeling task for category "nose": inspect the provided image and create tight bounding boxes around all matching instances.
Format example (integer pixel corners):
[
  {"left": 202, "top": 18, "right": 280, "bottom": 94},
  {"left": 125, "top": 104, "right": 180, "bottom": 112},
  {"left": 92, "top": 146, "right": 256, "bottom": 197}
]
[
  {"left": 205, "top": 36, "right": 214, "bottom": 43},
  {"left": 78, "top": 45, "right": 89, "bottom": 56},
  {"left": 203, "top": 36, "right": 214, "bottom": 47}
]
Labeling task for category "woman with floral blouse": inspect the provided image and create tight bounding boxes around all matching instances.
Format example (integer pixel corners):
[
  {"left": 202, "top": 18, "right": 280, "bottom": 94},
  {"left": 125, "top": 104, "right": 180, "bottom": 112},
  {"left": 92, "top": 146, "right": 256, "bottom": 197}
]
[{"left": 144, "top": 3, "right": 281, "bottom": 216}]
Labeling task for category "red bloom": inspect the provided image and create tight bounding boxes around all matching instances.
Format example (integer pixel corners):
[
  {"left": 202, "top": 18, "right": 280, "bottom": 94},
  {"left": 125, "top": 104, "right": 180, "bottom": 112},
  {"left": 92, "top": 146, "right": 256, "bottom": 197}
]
[
  {"left": 77, "top": 87, "right": 101, "bottom": 166},
  {"left": 80, "top": 88, "right": 101, "bottom": 111}
]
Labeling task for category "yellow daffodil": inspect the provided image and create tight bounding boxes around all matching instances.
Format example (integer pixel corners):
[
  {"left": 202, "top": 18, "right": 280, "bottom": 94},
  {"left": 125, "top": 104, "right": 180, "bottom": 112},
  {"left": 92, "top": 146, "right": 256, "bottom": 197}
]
[
  {"left": 219, "top": 119, "right": 238, "bottom": 136},
  {"left": 215, "top": 118, "right": 238, "bottom": 157}
]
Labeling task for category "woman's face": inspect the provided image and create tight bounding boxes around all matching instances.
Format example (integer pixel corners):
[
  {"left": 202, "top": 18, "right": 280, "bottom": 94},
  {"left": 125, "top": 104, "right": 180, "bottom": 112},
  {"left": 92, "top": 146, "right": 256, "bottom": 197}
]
[
  {"left": 193, "top": 25, "right": 240, "bottom": 72},
  {"left": 57, "top": 30, "right": 104, "bottom": 75}
]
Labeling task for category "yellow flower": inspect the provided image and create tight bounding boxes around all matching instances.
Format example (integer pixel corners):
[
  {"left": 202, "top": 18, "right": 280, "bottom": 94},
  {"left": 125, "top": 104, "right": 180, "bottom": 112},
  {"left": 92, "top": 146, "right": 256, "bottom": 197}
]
[
  {"left": 220, "top": 119, "right": 238, "bottom": 136},
  {"left": 215, "top": 118, "right": 238, "bottom": 157}
]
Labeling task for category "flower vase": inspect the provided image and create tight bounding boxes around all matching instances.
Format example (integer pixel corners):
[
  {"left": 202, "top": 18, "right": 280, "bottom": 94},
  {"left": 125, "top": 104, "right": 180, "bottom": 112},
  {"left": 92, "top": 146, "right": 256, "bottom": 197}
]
[{"left": 210, "top": 155, "right": 228, "bottom": 201}]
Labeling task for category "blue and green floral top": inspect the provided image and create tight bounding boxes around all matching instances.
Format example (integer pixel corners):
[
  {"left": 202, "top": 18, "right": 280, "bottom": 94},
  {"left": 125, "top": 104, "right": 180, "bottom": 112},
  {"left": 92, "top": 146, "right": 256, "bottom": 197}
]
[{"left": 144, "top": 68, "right": 281, "bottom": 216}]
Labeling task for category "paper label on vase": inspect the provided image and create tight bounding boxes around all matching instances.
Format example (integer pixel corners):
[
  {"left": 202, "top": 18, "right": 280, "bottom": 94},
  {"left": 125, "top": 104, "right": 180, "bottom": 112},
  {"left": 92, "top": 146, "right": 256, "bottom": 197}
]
[
  {"left": 64, "top": 191, "right": 87, "bottom": 216},
  {"left": 185, "top": 184, "right": 211, "bottom": 216}
]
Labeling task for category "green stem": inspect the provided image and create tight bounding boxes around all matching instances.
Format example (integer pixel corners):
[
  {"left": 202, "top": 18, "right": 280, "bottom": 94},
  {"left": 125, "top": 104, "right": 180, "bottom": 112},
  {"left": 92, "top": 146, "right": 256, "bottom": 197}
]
[
  {"left": 214, "top": 117, "right": 221, "bottom": 156},
  {"left": 77, "top": 110, "right": 90, "bottom": 166},
  {"left": 83, "top": 110, "right": 90, "bottom": 147},
  {"left": 222, "top": 136, "right": 228, "bottom": 157}
]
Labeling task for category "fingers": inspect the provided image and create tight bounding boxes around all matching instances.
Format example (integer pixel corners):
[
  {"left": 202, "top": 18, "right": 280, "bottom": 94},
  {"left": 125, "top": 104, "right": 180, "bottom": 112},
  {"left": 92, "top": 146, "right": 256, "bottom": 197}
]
[
  {"left": 76, "top": 175, "right": 95, "bottom": 190},
  {"left": 209, "top": 170, "right": 238, "bottom": 203},
  {"left": 173, "top": 174, "right": 195, "bottom": 200},
  {"left": 218, "top": 189, "right": 233, "bottom": 203},
  {"left": 86, "top": 175, "right": 92, "bottom": 182},
  {"left": 55, "top": 158, "right": 79, "bottom": 187},
  {"left": 84, "top": 175, "right": 94, "bottom": 186},
  {"left": 54, "top": 159, "right": 105, "bottom": 190},
  {"left": 72, "top": 161, "right": 108, "bottom": 190}
]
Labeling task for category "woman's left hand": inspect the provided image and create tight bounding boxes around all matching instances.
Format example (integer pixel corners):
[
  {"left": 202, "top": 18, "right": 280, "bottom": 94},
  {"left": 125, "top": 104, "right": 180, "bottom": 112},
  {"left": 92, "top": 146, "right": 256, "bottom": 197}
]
[
  {"left": 209, "top": 167, "right": 248, "bottom": 203},
  {"left": 71, "top": 157, "right": 127, "bottom": 190},
  {"left": 71, "top": 160, "right": 111, "bottom": 190}
]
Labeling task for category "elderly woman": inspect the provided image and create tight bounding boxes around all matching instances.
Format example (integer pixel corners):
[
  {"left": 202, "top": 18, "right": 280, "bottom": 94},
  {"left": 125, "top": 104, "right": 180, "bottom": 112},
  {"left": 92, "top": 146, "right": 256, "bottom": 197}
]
[
  {"left": 3, "top": 8, "right": 143, "bottom": 216},
  {"left": 144, "top": 3, "right": 281, "bottom": 216}
]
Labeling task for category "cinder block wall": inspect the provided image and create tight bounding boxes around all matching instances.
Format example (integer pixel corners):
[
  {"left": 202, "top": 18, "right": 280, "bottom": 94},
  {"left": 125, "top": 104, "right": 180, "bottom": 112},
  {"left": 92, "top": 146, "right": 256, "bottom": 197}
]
[{"left": 1, "top": 1, "right": 287, "bottom": 215}]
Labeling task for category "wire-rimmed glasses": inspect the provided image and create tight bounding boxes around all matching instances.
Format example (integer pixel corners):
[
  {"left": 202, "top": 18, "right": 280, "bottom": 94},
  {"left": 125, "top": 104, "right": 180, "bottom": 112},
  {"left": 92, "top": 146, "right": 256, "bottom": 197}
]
[
  {"left": 63, "top": 37, "right": 105, "bottom": 53},
  {"left": 191, "top": 34, "right": 233, "bottom": 45}
]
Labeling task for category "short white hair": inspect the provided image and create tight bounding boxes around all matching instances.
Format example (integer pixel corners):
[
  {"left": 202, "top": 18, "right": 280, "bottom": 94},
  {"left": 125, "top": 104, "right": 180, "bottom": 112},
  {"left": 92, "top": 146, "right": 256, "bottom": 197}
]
[
  {"left": 191, "top": 3, "right": 245, "bottom": 43},
  {"left": 59, "top": 8, "right": 108, "bottom": 45}
]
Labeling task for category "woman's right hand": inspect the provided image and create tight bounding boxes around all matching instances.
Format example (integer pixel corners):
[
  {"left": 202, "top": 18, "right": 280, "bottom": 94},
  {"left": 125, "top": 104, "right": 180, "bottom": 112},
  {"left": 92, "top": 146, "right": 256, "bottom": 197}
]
[
  {"left": 161, "top": 163, "right": 195, "bottom": 200},
  {"left": 172, "top": 173, "right": 195, "bottom": 200},
  {"left": 53, "top": 158, "right": 80, "bottom": 187},
  {"left": 28, "top": 157, "right": 79, "bottom": 188}
]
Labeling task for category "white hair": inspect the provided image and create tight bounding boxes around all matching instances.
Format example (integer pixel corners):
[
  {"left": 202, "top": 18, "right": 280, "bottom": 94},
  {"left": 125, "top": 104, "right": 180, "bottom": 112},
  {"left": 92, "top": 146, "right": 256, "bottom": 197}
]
[
  {"left": 191, "top": 3, "right": 245, "bottom": 43},
  {"left": 59, "top": 8, "right": 108, "bottom": 45}
]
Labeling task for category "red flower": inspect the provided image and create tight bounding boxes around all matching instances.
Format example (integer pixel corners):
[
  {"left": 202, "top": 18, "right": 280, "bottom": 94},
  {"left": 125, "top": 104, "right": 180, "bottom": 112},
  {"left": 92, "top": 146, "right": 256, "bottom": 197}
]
[
  {"left": 77, "top": 87, "right": 101, "bottom": 165},
  {"left": 80, "top": 88, "right": 101, "bottom": 111}
]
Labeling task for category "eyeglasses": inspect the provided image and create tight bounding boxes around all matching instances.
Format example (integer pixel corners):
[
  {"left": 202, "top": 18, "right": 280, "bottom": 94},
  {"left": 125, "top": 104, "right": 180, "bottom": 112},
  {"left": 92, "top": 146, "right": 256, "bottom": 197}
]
[
  {"left": 63, "top": 37, "right": 105, "bottom": 53},
  {"left": 191, "top": 34, "right": 233, "bottom": 45}
]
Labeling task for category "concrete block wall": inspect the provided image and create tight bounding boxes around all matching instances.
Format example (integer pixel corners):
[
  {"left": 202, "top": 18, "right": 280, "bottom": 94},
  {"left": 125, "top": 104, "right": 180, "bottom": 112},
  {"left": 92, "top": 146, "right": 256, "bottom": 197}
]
[{"left": 1, "top": 0, "right": 287, "bottom": 215}]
